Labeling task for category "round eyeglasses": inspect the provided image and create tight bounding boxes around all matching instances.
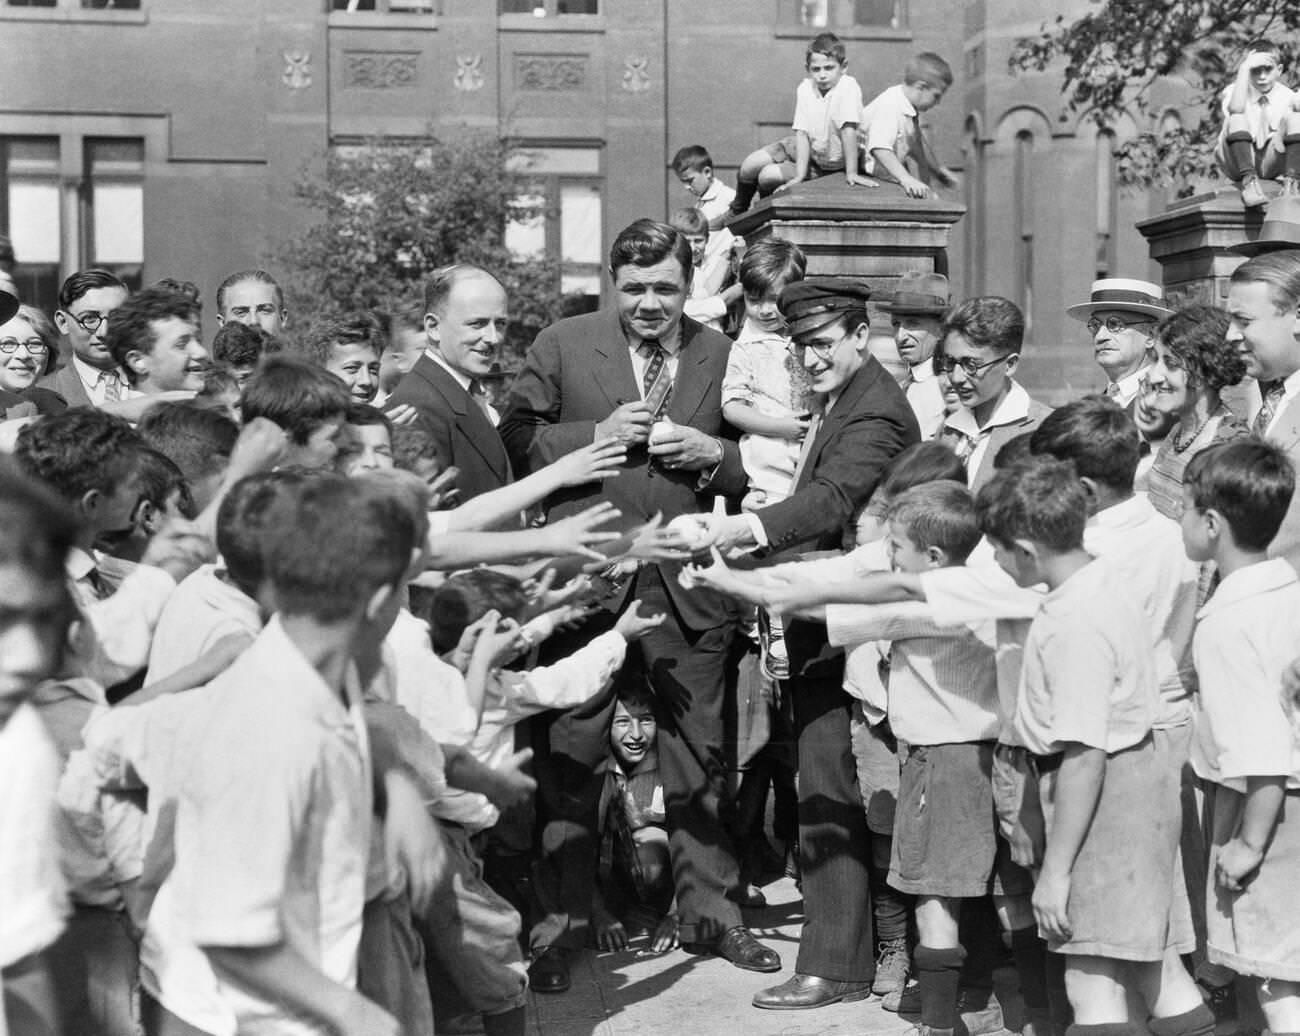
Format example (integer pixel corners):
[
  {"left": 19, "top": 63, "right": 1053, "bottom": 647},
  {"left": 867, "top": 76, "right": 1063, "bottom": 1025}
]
[{"left": 0, "top": 338, "right": 49, "bottom": 355}]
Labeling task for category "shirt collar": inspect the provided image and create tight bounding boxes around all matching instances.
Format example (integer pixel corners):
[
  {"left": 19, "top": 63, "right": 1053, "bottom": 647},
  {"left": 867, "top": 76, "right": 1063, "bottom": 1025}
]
[
  {"left": 1198, "top": 558, "right": 1297, "bottom": 618},
  {"left": 699, "top": 180, "right": 724, "bottom": 204},
  {"left": 424, "top": 348, "right": 476, "bottom": 394},
  {"left": 943, "top": 380, "right": 1030, "bottom": 436},
  {"left": 894, "top": 83, "right": 918, "bottom": 117},
  {"left": 71, "top": 354, "right": 124, "bottom": 390},
  {"left": 1111, "top": 364, "right": 1150, "bottom": 405},
  {"left": 627, "top": 325, "right": 682, "bottom": 356},
  {"left": 910, "top": 360, "right": 937, "bottom": 383},
  {"left": 1086, "top": 492, "right": 1152, "bottom": 537},
  {"left": 65, "top": 546, "right": 96, "bottom": 582},
  {"left": 1281, "top": 367, "right": 1300, "bottom": 399}
]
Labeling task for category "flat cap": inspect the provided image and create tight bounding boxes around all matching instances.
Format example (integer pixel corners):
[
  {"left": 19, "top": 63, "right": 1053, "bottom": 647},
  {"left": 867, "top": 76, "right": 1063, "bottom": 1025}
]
[{"left": 778, "top": 278, "right": 872, "bottom": 338}]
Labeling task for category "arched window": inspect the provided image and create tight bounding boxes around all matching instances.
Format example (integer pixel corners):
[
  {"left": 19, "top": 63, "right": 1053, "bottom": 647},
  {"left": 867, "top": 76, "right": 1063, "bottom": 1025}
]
[
  {"left": 1014, "top": 129, "right": 1033, "bottom": 328},
  {"left": 1095, "top": 128, "right": 1117, "bottom": 278}
]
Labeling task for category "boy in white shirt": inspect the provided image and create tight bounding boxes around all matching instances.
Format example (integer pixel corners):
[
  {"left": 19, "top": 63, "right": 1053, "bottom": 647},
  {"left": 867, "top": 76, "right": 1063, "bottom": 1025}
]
[
  {"left": 1215, "top": 39, "right": 1300, "bottom": 207},
  {"left": 860, "top": 52, "right": 958, "bottom": 200},
  {"left": 729, "top": 32, "right": 873, "bottom": 216}
]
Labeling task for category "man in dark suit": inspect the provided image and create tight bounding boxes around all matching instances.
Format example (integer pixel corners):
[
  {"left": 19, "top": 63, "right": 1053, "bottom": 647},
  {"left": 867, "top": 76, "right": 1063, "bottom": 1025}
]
[
  {"left": 707, "top": 280, "right": 920, "bottom": 1010},
  {"left": 385, "top": 265, "right": 513, "bottom": 502},
  {"left": 39, "top": 269, "right": 130, "bottom": 408},
  {"left": 499, "top": 219, "right": 777, "bottom": 990},
  {"left": 1064, "top": 277, "right": 1172, "bottom": 412}
]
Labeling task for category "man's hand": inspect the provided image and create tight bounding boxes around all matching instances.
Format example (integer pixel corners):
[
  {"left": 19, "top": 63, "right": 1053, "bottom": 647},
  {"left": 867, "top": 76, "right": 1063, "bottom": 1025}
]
[
  {"left": 224, "top": 417, "right": 288, "bottom": 483},
  {"left": 647, "top": 424, "right": 723, "bottom": 472},
  {"left": 695, "top": 513, "right": 760, "bottom": 556},
  {"left": 1216, "top": 836, "right": 1265, "bottom": 893},
  {"left": 550, "top": 438, "right": 628, "bottom": 487},
  {"left": 594, "top": 911, "right": 629, "bottom": 953},
  {"left": 425, "top": 466, "right": 460, "bottom": 512},
  {"left": 614, "top": 599, "right": 666, "bottom": 641},
  {"left": 387, "top": 403, "right": 419, "bottom": 427},
  {"left": 141, "top": 517, "right": 214, "bottom": 584},
  {"left": 1031, "top": 866, "right": 1072, "bottom": 944},
  {"left": 539, "top": 502, "right": 624, "bottom": 561},
  {"left": 595, "top": 401, "right": 653, "bottom": 446},
  {"left": 482, "top": 748, "right": 536, "bottom": 810}
]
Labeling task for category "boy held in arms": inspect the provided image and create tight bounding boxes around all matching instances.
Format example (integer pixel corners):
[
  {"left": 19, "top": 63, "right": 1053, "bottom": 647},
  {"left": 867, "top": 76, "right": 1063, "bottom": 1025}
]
[
  {"left": 978, "top": 457, "right": 1215, "bottom": 1036},
  {"left": 1180, "top": 440, "right": 1300, "bottom": 1034},
  {"left": 860, "top": 52, "right": 958, "bottom": 200},
  {"left": 827, "top": 481, "right": 1042, "bottom": 1036},
  {"left": 730, "top": 33, "right": 874, "bottom": 216}
]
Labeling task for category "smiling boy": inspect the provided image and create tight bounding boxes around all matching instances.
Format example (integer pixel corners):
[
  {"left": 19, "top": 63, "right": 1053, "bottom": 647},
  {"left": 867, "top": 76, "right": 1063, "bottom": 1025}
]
[{"left": 106, "top": 285, "right": 209, "bottom": 397}]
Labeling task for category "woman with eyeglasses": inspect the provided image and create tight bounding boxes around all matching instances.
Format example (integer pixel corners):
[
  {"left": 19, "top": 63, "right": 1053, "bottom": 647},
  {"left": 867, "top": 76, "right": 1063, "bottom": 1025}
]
[
  {"left": 1143, "top": 305, "right": 1250, "bottom": 521},
  {"left": 0, "top": 305, "right": 68, "bottom": 417}
]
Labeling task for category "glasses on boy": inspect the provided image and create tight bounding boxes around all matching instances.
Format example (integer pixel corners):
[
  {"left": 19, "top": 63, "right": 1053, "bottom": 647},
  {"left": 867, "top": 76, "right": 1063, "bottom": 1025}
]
[
  {"left": 934, "top": 353, "right": 1016, "bottom": 379},
  {"left": 62, "top": 311, "right": 110, "bottom": 334}
]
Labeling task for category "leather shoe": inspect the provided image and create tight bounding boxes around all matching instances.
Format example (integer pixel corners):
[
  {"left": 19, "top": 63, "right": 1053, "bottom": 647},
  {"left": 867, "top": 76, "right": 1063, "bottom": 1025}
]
[
  {"left": 527, "top": 946, "right": 570, "bottom": 994},
  {"left": 689, "top": 925, "right": 781, "bottom": 973},
  {"left": 753, "top": 973, "right": 874, "bottom": 1010}
]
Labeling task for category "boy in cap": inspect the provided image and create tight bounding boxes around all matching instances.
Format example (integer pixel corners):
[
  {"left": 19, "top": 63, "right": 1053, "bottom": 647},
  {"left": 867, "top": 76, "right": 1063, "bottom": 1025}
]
[
  {"left": 1066, "top": 278, "right": 1172, "bottom": 411},
  {"left": 1215, "top": 39, "right": 1300, "bottom": 208},
  {"left": 878, "top": 272, "right": 950, "bottom": 438}
]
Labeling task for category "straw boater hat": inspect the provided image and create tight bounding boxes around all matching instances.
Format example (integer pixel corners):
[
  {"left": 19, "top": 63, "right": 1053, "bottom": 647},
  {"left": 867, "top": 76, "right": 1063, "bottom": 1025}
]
[
  {"left": 877, "top": 272, "right": 951, "bottom": 316},
  {"left": 1229, "top": 195, "right": 1300, "bottom": 257},
  {"left": 1065, "top": 278, "right": 1173, "bottom": 322}
]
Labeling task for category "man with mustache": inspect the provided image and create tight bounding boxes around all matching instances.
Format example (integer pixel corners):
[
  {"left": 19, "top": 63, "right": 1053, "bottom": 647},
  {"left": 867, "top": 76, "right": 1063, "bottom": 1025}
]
[{"left": 385, "top": 264, "right": 513, "bottom": 503}]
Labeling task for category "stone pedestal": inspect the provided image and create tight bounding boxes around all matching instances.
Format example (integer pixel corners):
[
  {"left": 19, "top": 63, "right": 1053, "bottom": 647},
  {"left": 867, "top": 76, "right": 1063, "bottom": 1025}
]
[
  {"left": 1135, "top": 183, "right": 1272, "bottom": 308},
  {"left": 728, "top": 177, "right": 966, "bottom": 294}
]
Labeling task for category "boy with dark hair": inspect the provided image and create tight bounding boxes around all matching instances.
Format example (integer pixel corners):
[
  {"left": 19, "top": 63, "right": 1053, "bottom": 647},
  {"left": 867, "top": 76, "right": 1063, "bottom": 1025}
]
[
  {"left": 210, "top": 322, "right": 281, "bottom": 388},
  {"left": 338, "top": 403, "right": 396, "bottom": 477},
  {"left": 214, "top": 269, "right": 287, "bottom": 336},
  {"left": 0, "top": 462, "right": 78, "bottom": 1036},
  {"left": 978, "top": 456, "right": 1215, "bottom": 1036},
  {"left": 157, "top": 474, "right": 415, "bottom": 1036},
  {"left": 730, "top": 32, "right": 873, "bottom": 215},
  {"left": 240, "top": 354, "right": 351, "bottom": 469},
  {"left": 860, "top": 52, "right": 958, "bottom": 199},
  {"left": 671, "top": 144, "right": 736, "bottom": 232},
  {"left": 298, "top": 313, "right": 386, "bottom": 406},
  {"left": 42, "top": 268, "right": 131, "bottom": 408},
  {"left": 1180, "top": 440, "right": 1300, "bottom": 1035},
  {"left": 391, "top": 421, "right": 444, "bottom": 481},
  {"left": 937, "top": 296, "right": 1051, "bottom": 491},
  {"left": 138, "top": 402, "right": 240, "bottom": 513},
  {"left": 106, "top": 285, "right": 209, "bottom": 396}
]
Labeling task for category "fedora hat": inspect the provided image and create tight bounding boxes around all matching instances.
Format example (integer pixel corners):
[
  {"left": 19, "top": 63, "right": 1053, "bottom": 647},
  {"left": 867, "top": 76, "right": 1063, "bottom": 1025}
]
[
  {"left": 877, "top": 272, "right": 951, "bottom": 316},
  {"left": 1065, "top": 278, "right": 1172, "bottom": 322},
  {"left": 1229, "top": 195, "right": 1300, "bottom": 256}
]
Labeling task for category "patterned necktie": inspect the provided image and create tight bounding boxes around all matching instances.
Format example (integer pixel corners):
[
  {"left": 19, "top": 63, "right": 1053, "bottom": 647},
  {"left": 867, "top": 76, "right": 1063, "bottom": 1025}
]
[
  {"left": 99, "top": 370, "right": 122, "bottom": 404},
  {"left": 1104, "top": 381, "right": 1121, "bottom": 401},
  {"left": 640, "top": 339, "right": 672, "bottom": 418},
  {"left": 1254, "top": 379, "right": 1287, "bottom": 438},
  {"left": 468, "top": 378, "right": 495, "bottom": 425}
]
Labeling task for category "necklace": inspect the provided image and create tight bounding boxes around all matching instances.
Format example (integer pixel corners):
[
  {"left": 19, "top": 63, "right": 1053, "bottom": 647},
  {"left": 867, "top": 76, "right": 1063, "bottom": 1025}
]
[{"left": 1171, "top": 411, "right": 1209, "bottom": 454}]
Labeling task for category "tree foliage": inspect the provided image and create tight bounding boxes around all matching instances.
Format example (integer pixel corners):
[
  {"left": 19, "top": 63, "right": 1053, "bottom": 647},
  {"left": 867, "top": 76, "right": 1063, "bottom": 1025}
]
[
  {"left": 1010, "top": 2, "right": 1300, "bottom": 193},
  {"left": 277, "top": 132, "right": 563, "bottom": 367}
]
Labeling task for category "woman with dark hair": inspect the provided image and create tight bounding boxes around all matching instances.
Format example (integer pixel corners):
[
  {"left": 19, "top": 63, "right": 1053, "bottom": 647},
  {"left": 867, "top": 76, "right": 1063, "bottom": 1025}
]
[
  {"left": 1145, "top": 304, "right": 1250, "bottom": 519},
  {"left": 0, "top": 304, "right": 68, "bottom": 417}
]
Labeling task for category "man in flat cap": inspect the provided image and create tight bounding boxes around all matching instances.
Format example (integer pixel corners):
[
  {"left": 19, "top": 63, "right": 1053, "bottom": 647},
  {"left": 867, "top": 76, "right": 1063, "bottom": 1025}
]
[
  {"left": 706, "top": 277, "right": 920, "bottom": 1009},
  {"left": 500, "top": 218, "right": 778, "bottom": 992},
  {"left": 879, "top": 271, "right": 950, "bottom": 439}
]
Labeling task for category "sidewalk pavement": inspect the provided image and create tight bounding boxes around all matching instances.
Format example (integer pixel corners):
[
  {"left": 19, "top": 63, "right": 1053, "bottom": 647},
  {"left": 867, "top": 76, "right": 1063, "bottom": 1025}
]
[{"left": 526, "top": 875, "right": 919, "bottom": 1036}]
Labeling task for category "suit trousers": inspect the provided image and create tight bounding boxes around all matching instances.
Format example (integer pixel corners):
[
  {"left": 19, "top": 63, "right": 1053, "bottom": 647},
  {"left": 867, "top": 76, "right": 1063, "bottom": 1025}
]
[
  {"left": 530, "top": 565, "right": 743, "bottom": 951},
  {"left": 788, "top": 673, "right": 876, "bottom": 982}
]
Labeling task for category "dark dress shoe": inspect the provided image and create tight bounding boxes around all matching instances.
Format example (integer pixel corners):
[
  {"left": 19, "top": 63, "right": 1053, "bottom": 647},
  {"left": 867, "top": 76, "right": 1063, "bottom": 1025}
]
[
  {"left": 687, "top": 925, "right": 780, "bottom": 973},
  {"left": 527, "top": 946, "right": 570, "bottom": 993},
  {"left": 752, "top": 973, "right": 874, "bottom": 1010}
]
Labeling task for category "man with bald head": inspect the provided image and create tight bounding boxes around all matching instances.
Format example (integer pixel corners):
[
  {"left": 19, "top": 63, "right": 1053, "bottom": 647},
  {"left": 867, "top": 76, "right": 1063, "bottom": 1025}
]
[{"left": 385, "top": 264, "right": 513, "bottom": 501}]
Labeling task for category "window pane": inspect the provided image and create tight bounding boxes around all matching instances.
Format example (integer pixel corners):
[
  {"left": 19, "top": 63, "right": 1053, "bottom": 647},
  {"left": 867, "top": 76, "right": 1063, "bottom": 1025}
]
[
  {"left": 557, "top": 0, "right": 596, "bottom": 12},
  {"left": 4, "top": 138, "right": 61, "bottom": 266},
  {"left": 82, "top": 0, "right": 143, "bottom": 8},
  {"left": 509, "top": 147, "right": 600, "bottom": 177},
  {"left": 499, "top": 0, "right": 535, "bottom": 12},
  {"left": 559, "top": 183, "right": 600, "bottom": 265},
  {"left": 506, "top": 192, "right": 547, "bottom": 259},
  {"left": 796, "top": 0, "right": 902, "bottom": 27},
  {"left": 561, "top": 271, "right": 600, "bottom": 296},
  {"left": 87, "top": 138, "right": 144, "bottom": 267}
]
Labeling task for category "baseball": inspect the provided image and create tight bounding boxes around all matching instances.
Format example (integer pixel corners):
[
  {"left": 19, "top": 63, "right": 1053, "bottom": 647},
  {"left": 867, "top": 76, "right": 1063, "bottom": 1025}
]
[{"left": 667, "top": 513, "right": 712, "bottom": 550}]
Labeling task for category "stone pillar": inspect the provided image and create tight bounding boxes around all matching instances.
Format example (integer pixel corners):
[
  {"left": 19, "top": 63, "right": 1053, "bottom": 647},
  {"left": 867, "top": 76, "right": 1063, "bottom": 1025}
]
[
  {"left": 728, "top": 179, "right": 965, "bottom": 375},
  {"left": 1135, "top": 184, "right": 1260, "bottom": 308}
]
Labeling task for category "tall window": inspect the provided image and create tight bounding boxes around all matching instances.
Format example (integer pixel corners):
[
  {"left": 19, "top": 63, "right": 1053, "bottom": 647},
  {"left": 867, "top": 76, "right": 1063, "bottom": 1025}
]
[
  {"left": 790, "top": 0, "right": 905, "bottom": 29},
  {"left": 962, "top": 122, "right": 982, "bottom": 297},
  {"left": 1013, "top": 130, "right": 1033, "bottom": 332},
  {"left": 1095, "top": 130, "right": 1117, "bottom": 279},
  {"left": 506, "top": 147, "right": 602, "bottom": 301},
  {"left": 0, "top": 135, "right": 144, "bottom": 312}
]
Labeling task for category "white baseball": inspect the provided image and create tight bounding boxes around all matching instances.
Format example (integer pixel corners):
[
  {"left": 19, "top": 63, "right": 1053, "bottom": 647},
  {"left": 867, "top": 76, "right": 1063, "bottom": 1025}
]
[
  {"left": 667, "top": 513, "right": 711, "bottom": 550},
  {"left": 649, "top": 417, "right": 675, "bottom": 446}
]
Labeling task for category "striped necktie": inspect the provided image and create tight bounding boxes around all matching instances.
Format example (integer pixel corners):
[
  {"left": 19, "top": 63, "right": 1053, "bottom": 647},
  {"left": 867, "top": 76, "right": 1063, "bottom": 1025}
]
[
  {"left": 640, "top": 339, "right": 672, "bottom": 418},
  {"left": 1254, "top": 379, "right": 1287, "bottom": 438},
  {"left": 99, "top": 369, "right": 123, "bottom": 404}
]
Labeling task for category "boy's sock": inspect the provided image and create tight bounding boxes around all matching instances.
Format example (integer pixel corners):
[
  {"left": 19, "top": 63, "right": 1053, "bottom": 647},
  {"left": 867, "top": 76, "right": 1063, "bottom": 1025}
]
[
  {"left": 730, "top": 178, "right": 758, "bottom": 215},
  {"left": 1226, "top": 131, "right": 1258, "bottom": 182},
  {"left": 1008, "top": 924, "right": 1050, "bottom": 1012},
  {"left": 1147, "top": 1004, "right": 1216, "bottom": 1036},
  {"left": 482, "top": 1006, "right": 526, "bottom": 1036},
  {"left": 915, "top": 944, "right": 965, "bottom": 1030}
]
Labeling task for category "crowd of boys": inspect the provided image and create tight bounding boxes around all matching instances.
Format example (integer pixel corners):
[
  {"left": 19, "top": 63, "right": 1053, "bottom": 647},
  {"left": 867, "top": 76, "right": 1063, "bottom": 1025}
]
[{"left": 5, "top": 27, "right": 1300, "bottom": 1036}]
